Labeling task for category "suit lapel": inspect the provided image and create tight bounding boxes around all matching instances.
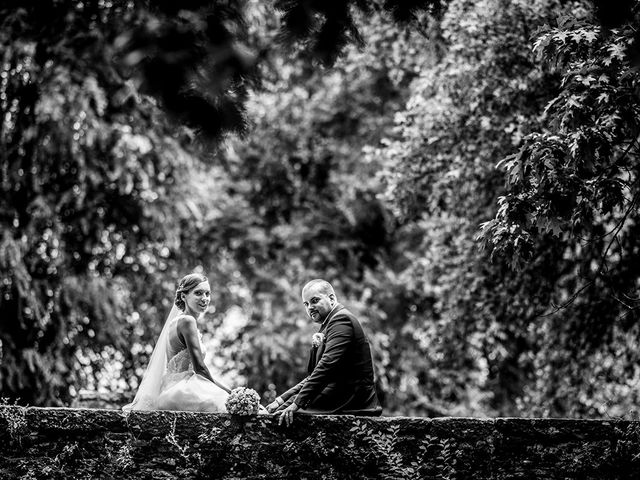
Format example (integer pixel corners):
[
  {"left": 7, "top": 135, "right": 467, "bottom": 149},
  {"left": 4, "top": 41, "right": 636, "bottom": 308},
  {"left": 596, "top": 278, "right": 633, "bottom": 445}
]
[
  {"left": 307, "top": 348, "right": 316, "bottom": 373},
  {"left": 320, "top": 303, "right": 344, "bottom": 333},
  {"left": 314, "top": 341, "right": 324, "bottom": 365},
  {"left": 312, "top": 303, "right": 344, "bottom": 366}
]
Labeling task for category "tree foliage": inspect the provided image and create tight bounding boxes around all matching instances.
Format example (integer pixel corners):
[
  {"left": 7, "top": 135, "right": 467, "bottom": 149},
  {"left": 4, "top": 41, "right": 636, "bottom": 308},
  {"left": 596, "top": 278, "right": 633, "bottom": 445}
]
[
  {"left": 474, "top": 0, "right": 640, "bottom": 415},
  {"left": 382, "top": 0, "right": 640, "bottom": 415},
  {"left": 0, "top": 1, "right": 203, "bottom": 404},
  {"left": 2, "top": 0, "right": 640, "bottom": 418}
]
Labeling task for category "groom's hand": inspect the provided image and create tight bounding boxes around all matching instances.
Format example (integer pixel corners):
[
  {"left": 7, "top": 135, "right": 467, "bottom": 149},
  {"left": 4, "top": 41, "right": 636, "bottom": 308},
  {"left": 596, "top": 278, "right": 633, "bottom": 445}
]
[{"left": 278, "top": 403, "right": 299, "bottom": 427}]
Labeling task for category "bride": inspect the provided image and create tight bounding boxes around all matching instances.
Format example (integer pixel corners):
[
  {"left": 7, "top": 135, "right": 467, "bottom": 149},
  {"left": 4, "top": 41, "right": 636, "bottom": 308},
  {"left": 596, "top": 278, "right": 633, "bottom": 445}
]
[{"left": 123, "top": 273, "right": 231, "bottom": 412}]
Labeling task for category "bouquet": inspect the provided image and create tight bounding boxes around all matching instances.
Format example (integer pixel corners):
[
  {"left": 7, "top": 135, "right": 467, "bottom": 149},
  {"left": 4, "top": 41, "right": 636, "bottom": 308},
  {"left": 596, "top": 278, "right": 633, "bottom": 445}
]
[{"left": 225, "top": 387, "right": 261, "bottom": 415}]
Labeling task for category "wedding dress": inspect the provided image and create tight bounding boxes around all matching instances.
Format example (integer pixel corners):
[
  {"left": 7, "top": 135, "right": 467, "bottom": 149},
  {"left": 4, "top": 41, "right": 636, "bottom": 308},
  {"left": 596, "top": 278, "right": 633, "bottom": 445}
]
[
  {"left": 123, "top": 304, "right": 229, "bottom": 412},
  {"left": 155, "top": 316, "right": 228, "bottom": 411}
]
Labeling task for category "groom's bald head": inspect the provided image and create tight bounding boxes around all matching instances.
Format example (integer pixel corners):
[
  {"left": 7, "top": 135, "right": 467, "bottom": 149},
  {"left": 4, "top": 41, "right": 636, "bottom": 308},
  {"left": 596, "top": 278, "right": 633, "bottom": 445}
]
[
  {"left": 301, "top": 279, "right": 337, "bottom": 323},
  {"left": 302, "top": 279, "right": 335, "bottom": 298}
]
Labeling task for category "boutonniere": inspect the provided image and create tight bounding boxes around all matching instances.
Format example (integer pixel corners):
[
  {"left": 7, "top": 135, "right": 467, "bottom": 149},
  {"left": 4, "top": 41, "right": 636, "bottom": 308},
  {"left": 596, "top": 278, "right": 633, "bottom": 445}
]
[{"left": 312, "top": 332, "right": 325, "bottom": 348}]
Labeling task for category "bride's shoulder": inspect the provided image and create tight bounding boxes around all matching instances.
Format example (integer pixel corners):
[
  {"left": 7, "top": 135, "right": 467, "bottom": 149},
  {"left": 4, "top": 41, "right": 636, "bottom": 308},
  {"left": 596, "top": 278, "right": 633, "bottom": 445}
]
[{"left": 174, "top": 314, "right": 198, "bottom": 329}]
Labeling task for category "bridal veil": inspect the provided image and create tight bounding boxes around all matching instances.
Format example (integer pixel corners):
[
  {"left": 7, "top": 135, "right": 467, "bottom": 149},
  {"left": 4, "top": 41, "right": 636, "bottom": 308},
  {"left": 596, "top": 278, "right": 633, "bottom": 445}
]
[{"left": 122, "top": 304, "right": 180, "bottom": 411}]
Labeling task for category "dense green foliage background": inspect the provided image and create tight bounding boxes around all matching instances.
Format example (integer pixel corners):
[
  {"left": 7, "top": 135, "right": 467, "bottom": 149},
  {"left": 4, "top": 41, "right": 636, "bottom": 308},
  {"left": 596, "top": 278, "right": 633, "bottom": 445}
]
[{"left": 1, "top": 0, "right": 639, "bottom": 417}]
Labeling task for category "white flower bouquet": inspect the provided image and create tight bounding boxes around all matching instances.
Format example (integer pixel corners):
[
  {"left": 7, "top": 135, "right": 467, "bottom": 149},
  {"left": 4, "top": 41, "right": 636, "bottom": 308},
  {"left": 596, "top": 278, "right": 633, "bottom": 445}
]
[{"left": 225, "top": 387, "right": 261, "bottom": 415}]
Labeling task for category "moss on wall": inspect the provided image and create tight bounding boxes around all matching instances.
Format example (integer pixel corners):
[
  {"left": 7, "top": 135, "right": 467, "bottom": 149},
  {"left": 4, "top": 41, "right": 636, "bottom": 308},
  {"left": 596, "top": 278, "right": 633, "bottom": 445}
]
[{"left": 1, "top": 407, "right": 639, "bottom": 479}]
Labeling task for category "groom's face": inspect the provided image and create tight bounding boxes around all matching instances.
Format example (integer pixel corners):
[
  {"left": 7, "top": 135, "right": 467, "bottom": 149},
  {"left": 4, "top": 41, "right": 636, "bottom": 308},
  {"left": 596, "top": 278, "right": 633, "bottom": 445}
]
[{"left": 302, "top": 285, "right": 335, "bottom": 324}]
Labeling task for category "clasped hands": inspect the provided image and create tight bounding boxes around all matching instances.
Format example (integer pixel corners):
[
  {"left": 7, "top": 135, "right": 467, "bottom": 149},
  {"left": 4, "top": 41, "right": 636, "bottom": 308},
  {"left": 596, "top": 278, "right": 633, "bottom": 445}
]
[{"left": 265, "top": 399, "right": 299, "bottom": 427}]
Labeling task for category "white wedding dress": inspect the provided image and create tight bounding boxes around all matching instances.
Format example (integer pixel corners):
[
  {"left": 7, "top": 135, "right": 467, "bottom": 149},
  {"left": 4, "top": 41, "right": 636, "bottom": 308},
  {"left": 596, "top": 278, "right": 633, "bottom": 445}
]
[
  {"left": 156, "top": 316, "right": 228, "bottom": 411},
  {"left": 123, "top": 305, "right": 229, "bottom": 413}
]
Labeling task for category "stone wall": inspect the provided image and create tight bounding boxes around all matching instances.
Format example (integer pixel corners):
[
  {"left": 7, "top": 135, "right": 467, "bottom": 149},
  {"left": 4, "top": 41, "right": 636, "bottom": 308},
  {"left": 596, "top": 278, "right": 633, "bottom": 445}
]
[{"left": 1, "top": 406, "right": 639, "bottom": 479}]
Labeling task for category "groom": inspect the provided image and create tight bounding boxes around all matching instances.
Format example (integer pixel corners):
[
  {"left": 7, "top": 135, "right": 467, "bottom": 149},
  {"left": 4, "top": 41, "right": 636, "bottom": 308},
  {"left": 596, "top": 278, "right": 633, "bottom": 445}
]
[{"left": 267, "top": 279, "right": 382, "bottom": 425}]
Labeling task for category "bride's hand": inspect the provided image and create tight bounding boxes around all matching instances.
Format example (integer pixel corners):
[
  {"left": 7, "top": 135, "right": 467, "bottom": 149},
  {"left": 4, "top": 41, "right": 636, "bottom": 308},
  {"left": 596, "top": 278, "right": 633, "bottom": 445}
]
[{"left": 265, "top": 401, "right": 279, "bottom": 413}]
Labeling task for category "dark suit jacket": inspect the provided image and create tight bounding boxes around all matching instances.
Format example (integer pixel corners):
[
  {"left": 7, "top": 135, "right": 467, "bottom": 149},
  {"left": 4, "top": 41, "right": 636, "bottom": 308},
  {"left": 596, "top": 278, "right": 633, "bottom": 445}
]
[{"left": 277, "top": 304, "right": 381, "bottom": 416}]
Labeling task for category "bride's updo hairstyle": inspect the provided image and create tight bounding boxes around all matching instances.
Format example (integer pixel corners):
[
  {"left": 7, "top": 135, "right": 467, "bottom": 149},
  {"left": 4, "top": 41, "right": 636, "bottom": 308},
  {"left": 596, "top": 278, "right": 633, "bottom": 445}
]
[{"left": 174, "top": 273, "right": 208, "bottom": 311}]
